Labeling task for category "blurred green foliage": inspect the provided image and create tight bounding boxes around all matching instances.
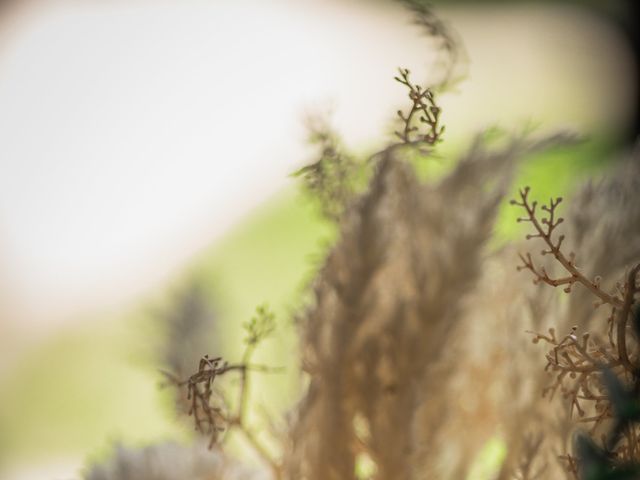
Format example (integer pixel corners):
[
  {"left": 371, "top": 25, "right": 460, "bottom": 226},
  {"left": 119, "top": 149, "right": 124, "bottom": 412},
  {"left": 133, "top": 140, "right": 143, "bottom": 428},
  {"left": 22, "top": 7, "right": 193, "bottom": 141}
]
[
  {"left": 0, "top": 318, "right": 186, "bottom": 467},
  {"left": 0, "top": 135, "right": 619, "bottom": 473}
]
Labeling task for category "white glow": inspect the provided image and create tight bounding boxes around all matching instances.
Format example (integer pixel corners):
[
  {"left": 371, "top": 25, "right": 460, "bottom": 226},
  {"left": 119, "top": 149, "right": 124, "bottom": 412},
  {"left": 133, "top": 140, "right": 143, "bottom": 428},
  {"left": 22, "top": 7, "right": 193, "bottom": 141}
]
[{"left": 0, "top": 0, "right": 634, "bottom": 328}]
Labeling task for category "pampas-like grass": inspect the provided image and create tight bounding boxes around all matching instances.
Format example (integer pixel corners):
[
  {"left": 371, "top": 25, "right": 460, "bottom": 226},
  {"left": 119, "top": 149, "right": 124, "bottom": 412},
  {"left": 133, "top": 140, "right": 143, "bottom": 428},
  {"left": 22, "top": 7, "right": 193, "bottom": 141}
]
[
  {"left": 283, "top": 132, "right": 575, "bottom": 480},
  {"left": 82, "top": 2, "right": 640, "bottom": 478},
  {"left": 498, "top": 151, "right": 640, "bottom": 479}
]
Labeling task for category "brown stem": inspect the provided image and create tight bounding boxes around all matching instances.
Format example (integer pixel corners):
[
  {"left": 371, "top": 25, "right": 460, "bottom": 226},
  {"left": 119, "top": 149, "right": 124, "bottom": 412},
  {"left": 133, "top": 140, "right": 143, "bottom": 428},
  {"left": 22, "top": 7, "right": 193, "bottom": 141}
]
[
  {"left": 617, "top": 264, "right": 640, "bottom": 371},
  {"left": 515, "top": 188, "right": 624, "bottom": 308}
]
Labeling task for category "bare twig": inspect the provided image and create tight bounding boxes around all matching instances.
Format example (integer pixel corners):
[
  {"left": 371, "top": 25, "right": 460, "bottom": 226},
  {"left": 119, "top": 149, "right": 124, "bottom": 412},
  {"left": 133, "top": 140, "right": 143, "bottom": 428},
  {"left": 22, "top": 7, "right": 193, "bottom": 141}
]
[
  {"left": 166, "top": 305, "right": 283, "bottom": 479},
  {"left": 394, "top": 68, "right": 444, "bottom": 147},
  {"left": 617, "top": 264, "right": 640, "bottom": 371},
  {"left": 511, "top": 186, "right": 623, "bottom": 308}
]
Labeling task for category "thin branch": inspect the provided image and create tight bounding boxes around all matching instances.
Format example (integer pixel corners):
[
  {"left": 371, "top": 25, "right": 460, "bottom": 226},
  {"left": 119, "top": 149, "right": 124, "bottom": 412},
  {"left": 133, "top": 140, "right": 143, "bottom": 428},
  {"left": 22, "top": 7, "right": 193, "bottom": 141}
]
[
  {"left": 617, "top": 264, "right": 640, "bottom": 371},
  {"left": 511, "top": 186, "right": 623, "bottom": 308},
  {"left": 394, "top": 68, "right": 444, "bottom": 147}
]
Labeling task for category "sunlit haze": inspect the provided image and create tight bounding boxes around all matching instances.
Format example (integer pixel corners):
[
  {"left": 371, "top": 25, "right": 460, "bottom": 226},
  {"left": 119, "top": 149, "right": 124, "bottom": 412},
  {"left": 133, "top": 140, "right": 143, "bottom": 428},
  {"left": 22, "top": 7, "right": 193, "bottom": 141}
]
[{"left": 0, "top": 0, "right": 634, "bottom": 330}]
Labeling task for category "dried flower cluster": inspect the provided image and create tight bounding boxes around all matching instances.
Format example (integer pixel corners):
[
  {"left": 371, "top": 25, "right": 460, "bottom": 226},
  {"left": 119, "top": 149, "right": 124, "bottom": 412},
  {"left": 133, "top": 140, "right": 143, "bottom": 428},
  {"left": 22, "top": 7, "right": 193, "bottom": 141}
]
[
  {"left": 509, "top": 178, "right": 640, "bottom": 479},
  {"left": 160, "top": 305, "right": 282, "bottom": 479},
  {"left": 284, "top": 132, "right": 572, "bottom": 479},
  {"left": 394, "top": 68, "right": 444, "bottom": 147},
  {"left": 82, "top": 2, "right": 640, "bottom": 480}
]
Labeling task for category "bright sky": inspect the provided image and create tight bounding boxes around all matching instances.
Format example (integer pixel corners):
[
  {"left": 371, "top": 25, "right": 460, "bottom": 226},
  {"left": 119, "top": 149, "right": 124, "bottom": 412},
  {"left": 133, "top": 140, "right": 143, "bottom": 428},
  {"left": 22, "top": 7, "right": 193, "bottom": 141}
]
[{"left": 0, "top": 0, "right": 635, "bottom": 331}]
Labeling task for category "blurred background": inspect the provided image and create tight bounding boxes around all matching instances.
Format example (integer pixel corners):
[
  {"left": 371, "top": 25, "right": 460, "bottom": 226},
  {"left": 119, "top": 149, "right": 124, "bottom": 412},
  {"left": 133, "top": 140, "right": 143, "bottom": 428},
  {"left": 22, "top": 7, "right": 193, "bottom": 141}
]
[{"left": 0, "top": 0, "right": 637, "bottom": 478}]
